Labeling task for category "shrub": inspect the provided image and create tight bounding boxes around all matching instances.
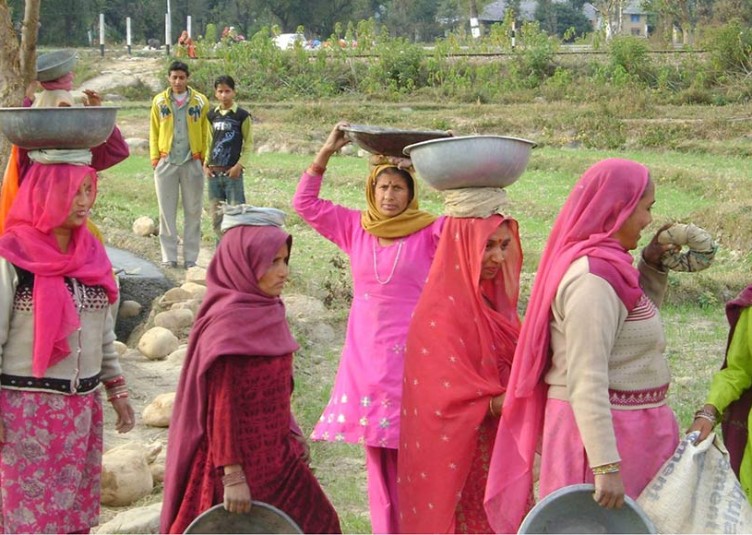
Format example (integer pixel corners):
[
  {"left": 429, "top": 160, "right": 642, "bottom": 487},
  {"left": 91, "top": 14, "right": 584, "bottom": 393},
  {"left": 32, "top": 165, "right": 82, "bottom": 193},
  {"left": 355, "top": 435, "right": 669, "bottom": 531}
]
[{"left": 608, "top": 36, "right": 653, "bottom": 85}]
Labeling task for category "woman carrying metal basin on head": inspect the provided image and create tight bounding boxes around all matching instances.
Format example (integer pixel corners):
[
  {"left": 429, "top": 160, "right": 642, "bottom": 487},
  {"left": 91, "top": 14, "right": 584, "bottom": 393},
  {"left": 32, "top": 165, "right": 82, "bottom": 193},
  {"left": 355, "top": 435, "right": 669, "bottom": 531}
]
[
  {"left": 292, "top": 122, "right": 445, "bottom": 534},
  {"left": 397, "top": 134, "right": 532, "bottom": 533}
]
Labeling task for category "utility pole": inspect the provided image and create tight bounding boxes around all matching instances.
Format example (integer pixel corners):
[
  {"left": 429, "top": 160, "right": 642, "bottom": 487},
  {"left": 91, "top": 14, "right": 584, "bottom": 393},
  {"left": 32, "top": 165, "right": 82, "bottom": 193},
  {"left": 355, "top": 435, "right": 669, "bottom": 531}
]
[{"left": 469, "top": 0, "right": 481, "bottom": 39}]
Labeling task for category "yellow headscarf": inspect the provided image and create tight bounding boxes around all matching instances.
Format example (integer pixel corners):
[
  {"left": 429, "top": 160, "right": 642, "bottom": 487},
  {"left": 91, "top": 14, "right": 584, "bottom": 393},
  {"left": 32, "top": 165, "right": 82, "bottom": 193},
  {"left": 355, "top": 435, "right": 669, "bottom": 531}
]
[{"left": 360, "top": 164, "right": 437, "bottom": 239}]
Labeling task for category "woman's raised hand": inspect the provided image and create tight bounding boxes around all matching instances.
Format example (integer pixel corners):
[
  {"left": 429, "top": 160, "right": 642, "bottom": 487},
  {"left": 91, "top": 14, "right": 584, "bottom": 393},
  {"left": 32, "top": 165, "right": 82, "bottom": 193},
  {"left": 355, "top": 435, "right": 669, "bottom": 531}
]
[
  {"left": 322, "top": 121, "right": 351, "bottom": 154},
  {"left": 642, "top": 223, "right": 679, "bottom": 270},
  {"left": 311, "top": 122, "right": 351, "bottom": 173}
]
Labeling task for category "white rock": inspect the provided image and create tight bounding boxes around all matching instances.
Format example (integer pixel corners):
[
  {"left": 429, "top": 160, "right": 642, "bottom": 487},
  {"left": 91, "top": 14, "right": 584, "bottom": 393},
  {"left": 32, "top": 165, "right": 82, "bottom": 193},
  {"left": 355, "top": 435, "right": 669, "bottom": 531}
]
[
  {"left": 125, "top": 137, "right": 149, "bottom": 152},
  {"left": 113, "top": 340, "right": 128, "bottom": 356},
  {"left": 101, "top": 443, "right": 154, "bottom": 506},
  {"left": 132, "top": 216, "right": 156, "bottom": 237},
  {"left": 154, "top": 308, "right": 194, "bottom": 333},
  {"left": 142, "top": 392, "right": 176, "bottom": 428},
  {"left": 284, "top": 294, "right": 327, "bottom": 320},
  {"left": 150, "top": 447, "right": 167, "bottom": 484},
  {"left": 184, "top": 265, "right": 207, "bottom": 284},
  {"left": 170, "top": 299, "right": 200, "bottom": 315},
  {"left": 118, "top": 300, "right": 143, "bottom": 319},
  {"left": 180, "top": 282, "right": 207, "bottom": 301},
  {"left": 159, "top": 287, "right": 193, "bottom": 307},
  {"left": 137, "top": 327, "right": 179, "bottom": 360},
  {"left": 95, "top": 502, "right": 162, "bottom": 534},
  {"left": 309, "top": 322, "right": 336, "bottom": 344},
  {"left": 166, "top": 345, "right": 188, "bottom": 366}
]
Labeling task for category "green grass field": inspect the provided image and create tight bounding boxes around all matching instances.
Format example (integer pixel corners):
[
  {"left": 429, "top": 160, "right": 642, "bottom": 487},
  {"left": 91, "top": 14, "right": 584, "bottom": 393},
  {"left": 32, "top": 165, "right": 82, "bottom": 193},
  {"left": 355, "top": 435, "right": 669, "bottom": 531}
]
[{"left": 97, "top": 102, "right": 752, "bottom": 532}]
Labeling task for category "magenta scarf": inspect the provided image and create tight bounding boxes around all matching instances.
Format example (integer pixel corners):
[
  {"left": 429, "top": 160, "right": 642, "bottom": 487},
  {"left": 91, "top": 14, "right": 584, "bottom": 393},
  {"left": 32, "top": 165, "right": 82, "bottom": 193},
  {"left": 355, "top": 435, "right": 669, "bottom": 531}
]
[
  {"left": 484, "top": 158, "right": 651, "bottom": 533},
  {"left": 0, "top": 162, "right": 116, "bottom": 377},
  {"left": 160, "top": 225, "right": 300, "bottom": 533},
  {"left": 40, "top": 71, "right": 74, "bottom": 91}
]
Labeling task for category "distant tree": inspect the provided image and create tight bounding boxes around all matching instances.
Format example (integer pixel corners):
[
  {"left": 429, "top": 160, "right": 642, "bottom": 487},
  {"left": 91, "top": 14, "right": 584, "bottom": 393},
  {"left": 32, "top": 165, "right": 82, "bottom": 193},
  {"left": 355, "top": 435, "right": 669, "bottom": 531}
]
[
  {"left": 536, "top": 0, "right": 592, "bottom": 40},
  {"left": 710, "top": 0, "right": 752, "bottom": 25}
]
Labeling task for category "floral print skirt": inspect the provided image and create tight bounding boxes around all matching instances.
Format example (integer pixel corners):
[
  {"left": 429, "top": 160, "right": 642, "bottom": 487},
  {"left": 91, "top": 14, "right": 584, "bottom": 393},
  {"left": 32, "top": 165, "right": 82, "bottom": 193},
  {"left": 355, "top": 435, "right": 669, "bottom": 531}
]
[{"left": 0, "top": 388, "right": 103, "bottom": 534}]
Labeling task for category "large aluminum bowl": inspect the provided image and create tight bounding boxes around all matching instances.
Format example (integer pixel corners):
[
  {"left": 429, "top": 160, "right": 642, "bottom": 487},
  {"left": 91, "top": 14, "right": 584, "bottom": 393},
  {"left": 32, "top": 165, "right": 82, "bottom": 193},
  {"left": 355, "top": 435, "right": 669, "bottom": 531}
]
[
  {"left": 518, "top": 484, "right": 656, "bottom": 534},
  {"left": 0, "top": 107, "right": 118, "bottom": 150},
  {"left": 36, "top": 50, "right": 77, "bottom": 82},
  {"left": 184, "top": 502, "right": 302, "bottom": 534},
  {"left": 404, "top": 135, "right": 535, "bottom": 190},
  {"left": 341, "top": 124, "right": 452, "bottom": 158}
]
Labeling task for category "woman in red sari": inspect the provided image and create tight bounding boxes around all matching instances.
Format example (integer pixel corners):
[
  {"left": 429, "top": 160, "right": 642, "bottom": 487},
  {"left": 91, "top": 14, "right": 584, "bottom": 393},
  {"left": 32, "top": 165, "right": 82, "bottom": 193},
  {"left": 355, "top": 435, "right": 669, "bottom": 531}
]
[
  {"left": 160, "top": 218, "right": 341, "bottom": 534},
  {"left": 398, "top": 214, "right": 522, "bottom": 533}
]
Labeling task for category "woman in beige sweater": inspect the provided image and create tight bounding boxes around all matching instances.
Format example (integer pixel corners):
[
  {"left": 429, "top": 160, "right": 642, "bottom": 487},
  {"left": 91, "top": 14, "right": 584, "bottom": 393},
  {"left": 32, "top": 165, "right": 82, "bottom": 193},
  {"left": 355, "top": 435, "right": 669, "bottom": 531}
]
[{"left": 485, "top": 158, "right": 681, "bottom": 532}]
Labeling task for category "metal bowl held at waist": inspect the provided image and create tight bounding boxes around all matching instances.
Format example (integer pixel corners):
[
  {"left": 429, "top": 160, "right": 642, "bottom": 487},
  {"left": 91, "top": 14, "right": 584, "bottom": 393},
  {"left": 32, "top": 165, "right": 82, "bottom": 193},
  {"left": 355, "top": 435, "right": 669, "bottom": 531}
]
[
  {"left": 0, "top": 106, "right": 118, "bottom": 150},
  {"left": 341, "top": 124, "right": 452, "bottom": 158},
  {"left": 183, "top": 501, "right": 303, "bottom": 534},
  {"left": 36, "top": 49, "right": 77, "bottom": 82},
  {"left": 404, "top": 135, "right": 536, "bottom": 190},
  {"left": 517, "top": 484, "right": 656, "bottom": 534}
]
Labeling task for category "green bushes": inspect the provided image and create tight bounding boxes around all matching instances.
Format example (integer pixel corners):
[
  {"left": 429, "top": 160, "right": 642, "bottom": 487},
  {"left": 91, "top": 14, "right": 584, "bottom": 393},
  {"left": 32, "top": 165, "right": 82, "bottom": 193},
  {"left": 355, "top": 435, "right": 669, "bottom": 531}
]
[{"left": 172, "top": 20, "right": 752, "bottom": 110}]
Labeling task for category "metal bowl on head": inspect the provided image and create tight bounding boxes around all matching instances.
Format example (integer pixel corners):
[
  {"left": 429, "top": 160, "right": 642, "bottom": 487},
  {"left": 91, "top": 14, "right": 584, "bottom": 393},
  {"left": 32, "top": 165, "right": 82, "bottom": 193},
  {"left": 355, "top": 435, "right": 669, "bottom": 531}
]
[
  {"left": 183, "top": 501, "right": 302, "bottom": 534},
  {"left": 36, "top": 49, "right": 77, "bottom": 82},
  {"left": 0, "top": 107, "right": 118, "bottom": 150},
  {"left": 517, "top": 484, "right": 656, "bottom": 534},
  {"left": 404, "top": 135, "right": 535, "bottom": 190},
  {"left": 340, "top": 124, "right": 452, "bottom": 158}
]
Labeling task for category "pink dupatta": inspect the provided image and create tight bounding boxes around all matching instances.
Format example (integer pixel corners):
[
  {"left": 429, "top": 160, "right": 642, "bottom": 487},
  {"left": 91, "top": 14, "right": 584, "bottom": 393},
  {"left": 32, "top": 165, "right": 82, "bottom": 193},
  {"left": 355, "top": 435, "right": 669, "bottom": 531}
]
[
  {"left": 0, "top": 162, "right": 117, "bottom": 377},
  {"left": 484, "top": 158, "right": 650, "bottom": 533}
]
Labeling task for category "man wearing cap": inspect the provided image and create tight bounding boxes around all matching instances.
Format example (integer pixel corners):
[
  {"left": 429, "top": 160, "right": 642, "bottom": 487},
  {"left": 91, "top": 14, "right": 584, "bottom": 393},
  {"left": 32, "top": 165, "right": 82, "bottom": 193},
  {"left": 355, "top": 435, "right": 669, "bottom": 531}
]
[{"left": 149, "top": 60, "right": 209, "bottom": 269}]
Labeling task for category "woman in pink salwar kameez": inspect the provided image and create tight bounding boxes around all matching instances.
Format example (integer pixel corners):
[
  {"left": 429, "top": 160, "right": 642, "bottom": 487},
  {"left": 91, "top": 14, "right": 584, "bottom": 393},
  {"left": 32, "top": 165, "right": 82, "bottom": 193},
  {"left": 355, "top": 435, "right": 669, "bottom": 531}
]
[{"left": 293, "top": 122, "right": 444, "bottom": 534}]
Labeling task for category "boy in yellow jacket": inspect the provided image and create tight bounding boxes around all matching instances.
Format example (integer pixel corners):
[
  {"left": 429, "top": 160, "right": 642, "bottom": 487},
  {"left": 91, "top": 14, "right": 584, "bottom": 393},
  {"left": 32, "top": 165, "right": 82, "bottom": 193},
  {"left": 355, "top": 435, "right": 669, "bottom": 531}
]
[{"left": 149, "top": 60, "right": 209, "bottom": 269}]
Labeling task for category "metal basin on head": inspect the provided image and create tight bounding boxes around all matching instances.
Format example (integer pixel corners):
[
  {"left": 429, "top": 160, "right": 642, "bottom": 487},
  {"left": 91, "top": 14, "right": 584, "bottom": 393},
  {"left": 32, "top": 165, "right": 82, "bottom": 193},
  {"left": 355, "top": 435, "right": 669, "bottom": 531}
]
[
  {"left": 0, "top": 107, "right": 118, "bottom": 150},
  {"left": 36, "top": 49, "right": 77, "bottom": 82},
  {"left": 340, "top": 124, "right": 452, "bottom": 158},
  {"left": 404, "top": 135, "right": 536, "bottom": 190}
]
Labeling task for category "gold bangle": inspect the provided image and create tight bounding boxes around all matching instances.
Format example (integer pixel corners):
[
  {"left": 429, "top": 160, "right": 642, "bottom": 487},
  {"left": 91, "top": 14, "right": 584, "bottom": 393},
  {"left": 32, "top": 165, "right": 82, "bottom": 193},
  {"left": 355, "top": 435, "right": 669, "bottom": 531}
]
[
  {"left": 489, "top": 398, "right": 500, "bottom": 418},
  {"left": 592, "top": 462, "right": 620, "bottom": 475}
]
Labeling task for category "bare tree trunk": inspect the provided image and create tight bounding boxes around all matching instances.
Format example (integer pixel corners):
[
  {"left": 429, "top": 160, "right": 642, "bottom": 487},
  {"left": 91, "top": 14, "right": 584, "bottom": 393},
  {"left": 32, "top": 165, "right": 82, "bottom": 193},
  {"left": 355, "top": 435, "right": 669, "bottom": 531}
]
[
  {"left": 0, "top": 0, "right": 41, "bottom": 171},
  {"left": 0, "top": 0, "right": 25, "bottom": 171},
  {"left": 20, "top": 0, "right": 40, "bottom": 85}
]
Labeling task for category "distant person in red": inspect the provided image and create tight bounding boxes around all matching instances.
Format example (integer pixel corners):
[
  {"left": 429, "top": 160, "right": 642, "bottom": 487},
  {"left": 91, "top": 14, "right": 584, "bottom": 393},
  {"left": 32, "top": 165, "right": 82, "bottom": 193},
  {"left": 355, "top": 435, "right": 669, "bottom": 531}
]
[{"left": 178, "top": 30, "right": 197, "bottom": 59}]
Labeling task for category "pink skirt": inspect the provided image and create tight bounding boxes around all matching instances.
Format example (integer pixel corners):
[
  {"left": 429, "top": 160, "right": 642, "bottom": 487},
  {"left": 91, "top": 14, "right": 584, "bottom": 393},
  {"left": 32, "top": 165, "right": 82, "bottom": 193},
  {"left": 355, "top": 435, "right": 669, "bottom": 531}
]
[
  {"left": 539, "top": 398, "right": 679, "bottom": 500},
  {"left": 0, "top": 388, "right": 103, "bottom": 533}
]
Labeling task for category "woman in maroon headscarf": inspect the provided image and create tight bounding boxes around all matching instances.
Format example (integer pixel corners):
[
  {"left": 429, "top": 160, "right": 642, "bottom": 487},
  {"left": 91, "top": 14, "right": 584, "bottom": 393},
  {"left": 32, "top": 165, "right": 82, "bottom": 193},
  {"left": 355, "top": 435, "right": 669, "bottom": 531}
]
[
  {"left": 484, "top": 158, "right": 680, "bottom": 532},
  {"left": 0, "top": 163, "right": 134, "bottom": 533},
  {"left": 160, "top": 220, "right": 341, "bottom": 534}
]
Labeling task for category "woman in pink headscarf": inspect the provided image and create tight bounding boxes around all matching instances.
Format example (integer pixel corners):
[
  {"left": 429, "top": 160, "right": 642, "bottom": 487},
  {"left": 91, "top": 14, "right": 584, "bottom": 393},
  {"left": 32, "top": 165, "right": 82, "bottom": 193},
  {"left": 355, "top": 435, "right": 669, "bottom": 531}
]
[
  {"left": 0, "top": 163, "right": 134, "bottom": 533},
  {"left": 484, "top": 158, "right": 680, "bottom": 533},
  {"left": 160, "top": 222, "right": 341, "bottom": 534},
  {"left": 399, "top": 215, "right": 522, "bottom": 533}
]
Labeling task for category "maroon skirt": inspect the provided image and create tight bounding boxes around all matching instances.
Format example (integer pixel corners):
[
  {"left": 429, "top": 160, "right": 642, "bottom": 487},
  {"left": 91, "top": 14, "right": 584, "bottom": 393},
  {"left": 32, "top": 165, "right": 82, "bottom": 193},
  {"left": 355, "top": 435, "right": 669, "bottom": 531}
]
[{"left": 170, "top": 354, "right": 341, "bottom": 534}]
